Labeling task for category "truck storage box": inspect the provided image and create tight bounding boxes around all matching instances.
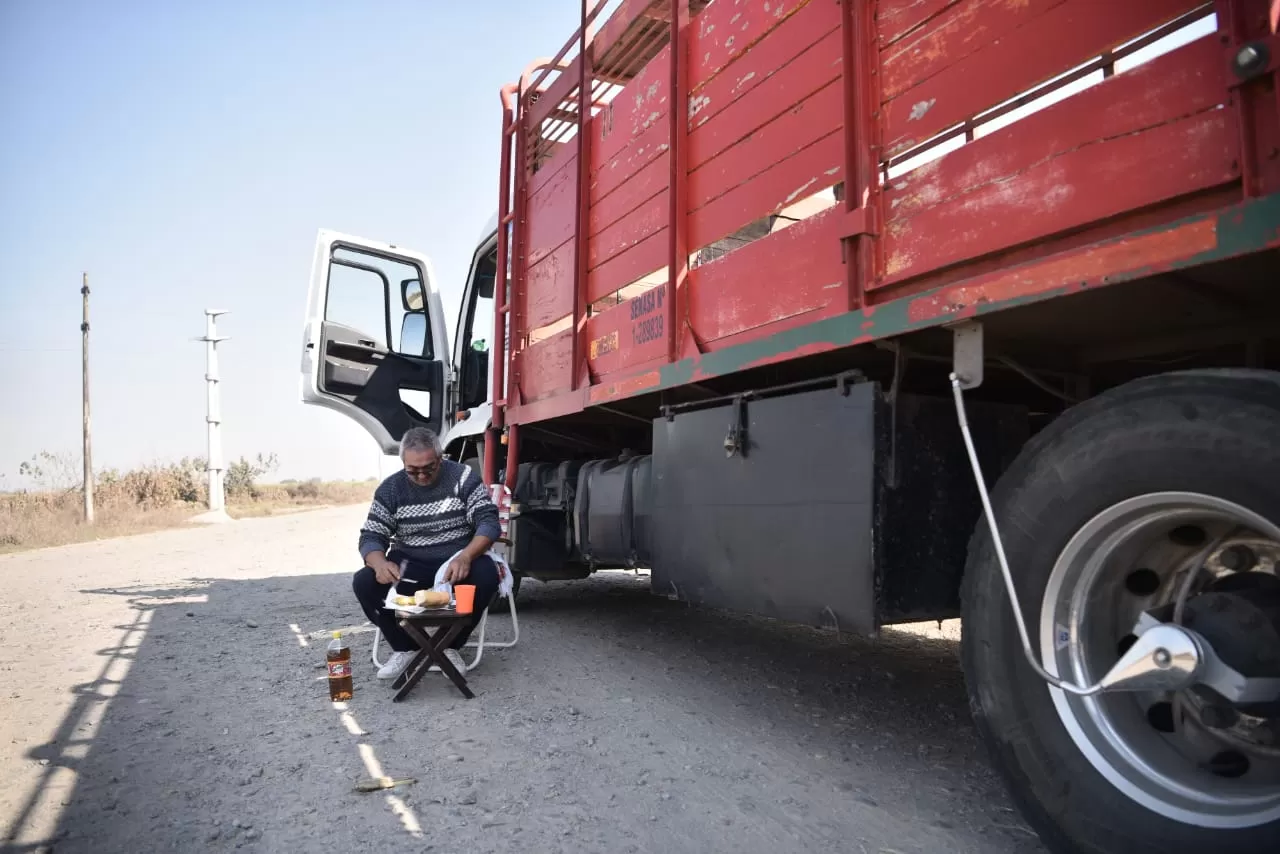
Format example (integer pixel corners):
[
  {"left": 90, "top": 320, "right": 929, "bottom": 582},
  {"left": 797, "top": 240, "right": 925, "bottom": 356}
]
[{"left": 650, "top": 381, "right": 1026, "bottom": 633}]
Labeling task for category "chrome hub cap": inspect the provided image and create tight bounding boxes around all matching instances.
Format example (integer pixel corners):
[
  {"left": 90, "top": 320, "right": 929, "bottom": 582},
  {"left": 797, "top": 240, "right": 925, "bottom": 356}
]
[{"left": 1041, "top": 492, "right": 1280, "bottom": 828}]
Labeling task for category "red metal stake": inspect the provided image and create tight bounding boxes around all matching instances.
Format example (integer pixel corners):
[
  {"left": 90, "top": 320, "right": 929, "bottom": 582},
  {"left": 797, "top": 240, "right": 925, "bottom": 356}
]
[
  {"left": 503, "top": 424, "right": 521, "bottom": 491},
  {"left": 487, "top": 84, "right": 519, "bottom": 486},
  {"left": 839, "top": 0, "right": 880, "bottom": 310},
  {"left": 572, "top": 0, "right": 594, "bottom": 391},
  {"left": 667, "top": 0, "right": 690, "bottom": 363}
]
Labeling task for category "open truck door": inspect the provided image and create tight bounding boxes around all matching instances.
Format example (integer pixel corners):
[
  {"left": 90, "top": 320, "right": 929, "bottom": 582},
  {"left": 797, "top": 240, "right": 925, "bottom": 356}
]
[{"left": 301, "top": 230, "right": 450, "bottom": 454}]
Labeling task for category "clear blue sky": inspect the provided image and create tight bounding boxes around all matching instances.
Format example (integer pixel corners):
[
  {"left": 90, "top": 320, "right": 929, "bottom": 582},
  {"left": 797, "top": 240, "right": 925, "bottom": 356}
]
[{"left": 0, "top": 0, "right": 580, "bottom": 484}]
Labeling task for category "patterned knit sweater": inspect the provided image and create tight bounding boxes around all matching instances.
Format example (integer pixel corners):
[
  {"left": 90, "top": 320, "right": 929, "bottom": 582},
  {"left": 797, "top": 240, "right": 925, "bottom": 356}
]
[{"left": 358, "top": 462, "right": 501, "bottom": 565}]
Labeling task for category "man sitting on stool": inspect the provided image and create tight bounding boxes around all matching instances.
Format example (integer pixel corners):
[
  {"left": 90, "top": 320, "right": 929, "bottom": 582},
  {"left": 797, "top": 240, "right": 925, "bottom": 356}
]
[{"left": 352, "top": 426, "right": 502, "bottom": 680}]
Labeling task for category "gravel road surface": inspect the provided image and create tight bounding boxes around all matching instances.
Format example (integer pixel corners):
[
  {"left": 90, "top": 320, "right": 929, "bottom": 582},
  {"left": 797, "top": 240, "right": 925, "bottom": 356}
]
[{"left": 0, "top": 506, "right": 1045, "bottom": 853}]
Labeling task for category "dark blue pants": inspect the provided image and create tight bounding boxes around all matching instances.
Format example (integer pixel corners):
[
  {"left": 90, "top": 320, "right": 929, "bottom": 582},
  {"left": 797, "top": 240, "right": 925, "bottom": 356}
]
[{"left": 353, "top": 551, "right": 500, "bottom": 652}]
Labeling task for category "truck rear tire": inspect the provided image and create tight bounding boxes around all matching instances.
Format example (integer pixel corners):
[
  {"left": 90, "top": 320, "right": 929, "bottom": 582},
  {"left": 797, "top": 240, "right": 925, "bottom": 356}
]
[{"left": 961, "top": 369, "right": 1280, "bottom": 854}]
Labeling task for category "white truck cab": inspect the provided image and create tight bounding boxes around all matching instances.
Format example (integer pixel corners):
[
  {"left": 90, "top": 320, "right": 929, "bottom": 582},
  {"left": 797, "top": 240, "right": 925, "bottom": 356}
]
[{"left": 300, "top": 220, "right": 501, "bottom": 462}]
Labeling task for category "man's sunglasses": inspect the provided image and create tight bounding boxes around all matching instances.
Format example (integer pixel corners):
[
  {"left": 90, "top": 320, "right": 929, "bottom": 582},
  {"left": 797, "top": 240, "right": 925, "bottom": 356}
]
[{"left": 404, "top": 461, "right": 441, "bottom": 480}]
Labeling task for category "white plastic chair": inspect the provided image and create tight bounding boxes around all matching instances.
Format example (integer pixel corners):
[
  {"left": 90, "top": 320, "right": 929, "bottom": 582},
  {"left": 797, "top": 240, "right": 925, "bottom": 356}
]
[{"left": 370, "top": 580, "right": 519, "bottom": 672}]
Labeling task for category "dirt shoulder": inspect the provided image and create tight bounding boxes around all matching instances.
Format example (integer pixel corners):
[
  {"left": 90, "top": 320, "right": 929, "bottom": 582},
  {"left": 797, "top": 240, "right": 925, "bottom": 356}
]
[{"left": 0, "top": 506, "right": 1043, "bottom": 854}]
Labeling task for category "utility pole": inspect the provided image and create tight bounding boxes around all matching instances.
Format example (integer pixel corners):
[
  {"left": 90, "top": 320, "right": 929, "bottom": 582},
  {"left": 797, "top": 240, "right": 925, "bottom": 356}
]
[
  {"left": 81, "top": 273, "right": 94, "bottom": 524},
  {"left": 199, "top": 310, "right": 230, "bottom": 518}
]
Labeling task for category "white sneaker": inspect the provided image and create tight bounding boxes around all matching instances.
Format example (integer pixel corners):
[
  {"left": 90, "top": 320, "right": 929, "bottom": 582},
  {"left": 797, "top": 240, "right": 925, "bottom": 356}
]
[
  {"left": 443, "top": 648, "right": 468, "bottom": 674},
  {"left": 377, "top": 650, "right": 416, "bottom": 680}
]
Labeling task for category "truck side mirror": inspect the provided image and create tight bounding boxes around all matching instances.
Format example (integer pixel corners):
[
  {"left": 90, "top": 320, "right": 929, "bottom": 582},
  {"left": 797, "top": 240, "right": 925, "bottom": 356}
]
[
  {"left": 401, "top": 278, "right": 424, "bottom": 311},
  {"left": 399, "top": 311, "right": 428, "bottom": 357}
]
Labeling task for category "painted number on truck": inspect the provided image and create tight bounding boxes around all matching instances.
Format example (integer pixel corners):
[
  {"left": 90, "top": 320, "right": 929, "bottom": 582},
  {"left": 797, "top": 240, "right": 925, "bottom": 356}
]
[
  {"left": 630, "top": 288, "right": 665, "bottom": 346},
  {"left": 634, "top": 315, "right": 664, "bottom": 345}
]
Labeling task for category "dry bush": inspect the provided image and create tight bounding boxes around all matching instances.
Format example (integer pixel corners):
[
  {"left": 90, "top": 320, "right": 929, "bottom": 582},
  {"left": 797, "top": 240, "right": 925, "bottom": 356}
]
[
  {"left": 0, "top": 452, "right": 373, "bottom": 554},
  {"left": 0, "top": 488, "right": 194, "bottom": 552},
  {"left": 233, "top": 479, "right": 375, "bottom": 518},
  {"left": 285, "top": 478, "right": 322, "bottom": 499},
  {"left": 99, "top": 458, "right": 207, "bottom": 506},
  {"left": 225, "top": 453, "right": 279, "bottom": 500}
]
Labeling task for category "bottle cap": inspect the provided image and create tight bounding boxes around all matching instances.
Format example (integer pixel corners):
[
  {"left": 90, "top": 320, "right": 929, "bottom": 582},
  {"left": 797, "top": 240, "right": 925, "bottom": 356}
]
[{"left": 332, "top": 630, "right": 341, "bottom": 639}]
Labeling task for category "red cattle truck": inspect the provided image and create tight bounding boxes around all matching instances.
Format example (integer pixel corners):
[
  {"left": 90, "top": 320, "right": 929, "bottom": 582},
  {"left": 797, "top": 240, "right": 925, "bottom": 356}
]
[{"left": 301, "top": 1, "right": 1280, "bottom": 850}]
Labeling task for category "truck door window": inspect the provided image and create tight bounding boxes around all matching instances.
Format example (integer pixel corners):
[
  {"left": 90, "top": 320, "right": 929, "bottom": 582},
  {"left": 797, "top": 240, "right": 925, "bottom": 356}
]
[
  {"left": 326, "top": 245, "right": 435, "bottom": 418},
  {"left": 327, "top": 246, "right": 432, "bottom": 358}
]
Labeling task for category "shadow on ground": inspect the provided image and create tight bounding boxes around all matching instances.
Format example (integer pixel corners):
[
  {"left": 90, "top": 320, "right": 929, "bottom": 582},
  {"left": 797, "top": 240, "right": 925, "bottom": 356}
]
[{"left": 6, "top": 571, "right": 1042, "bottom": 854}]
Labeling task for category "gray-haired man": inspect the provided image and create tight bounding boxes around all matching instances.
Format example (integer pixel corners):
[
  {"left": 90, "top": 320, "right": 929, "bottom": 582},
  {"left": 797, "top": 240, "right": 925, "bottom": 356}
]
[{"left": 352, "top": 427, "right": 502, "bottom": 680}]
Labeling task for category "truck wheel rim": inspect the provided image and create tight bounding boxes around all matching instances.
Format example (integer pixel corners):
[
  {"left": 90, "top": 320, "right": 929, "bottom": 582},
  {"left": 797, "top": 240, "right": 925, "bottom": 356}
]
[{"left": 1040, "top": 491, "right": 1280, "bottom": 828}]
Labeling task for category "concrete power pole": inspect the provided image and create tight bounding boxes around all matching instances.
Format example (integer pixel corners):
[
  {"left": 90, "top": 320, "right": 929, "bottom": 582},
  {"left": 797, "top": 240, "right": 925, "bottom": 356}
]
[
  {"left": 81, "top": 273, "right": 94, "bottom": 524},
  {"left": 195, "top": 309, "right": 231, "bottom": 523}
]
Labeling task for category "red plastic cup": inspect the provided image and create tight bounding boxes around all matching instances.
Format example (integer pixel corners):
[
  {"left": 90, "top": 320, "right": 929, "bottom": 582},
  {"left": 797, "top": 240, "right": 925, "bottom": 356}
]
[{"left": 453, "top": 584, "right": 476, "bottom": 615}]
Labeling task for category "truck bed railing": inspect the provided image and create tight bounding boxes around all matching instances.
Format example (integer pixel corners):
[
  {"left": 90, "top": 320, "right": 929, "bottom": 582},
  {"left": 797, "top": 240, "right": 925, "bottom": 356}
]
[{"left": 486, "top": 0, "right": 1279, "bottom": 452}]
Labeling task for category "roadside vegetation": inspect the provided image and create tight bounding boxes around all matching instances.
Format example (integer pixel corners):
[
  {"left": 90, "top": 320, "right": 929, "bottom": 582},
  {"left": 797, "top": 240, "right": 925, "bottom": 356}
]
[{"left": 0, "top": 451, "right": 374, "bottom": 553}]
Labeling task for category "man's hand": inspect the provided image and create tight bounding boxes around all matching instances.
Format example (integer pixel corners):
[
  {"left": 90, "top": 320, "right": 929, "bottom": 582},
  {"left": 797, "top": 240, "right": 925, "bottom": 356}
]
[
  {"left": 444, "top": 553, "right": 472, "bottom": 583},
  {"left": 372, "top": 557, "right": 401, "bottom": 585}
]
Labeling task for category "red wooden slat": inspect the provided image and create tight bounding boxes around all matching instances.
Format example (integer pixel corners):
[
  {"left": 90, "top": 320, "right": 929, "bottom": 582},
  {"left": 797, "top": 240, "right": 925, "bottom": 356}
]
[
  {"left": 881, "top": 34, "right": 1226, "bottom": 281},
  {"left": 525, "top": 154, "right": 578, "bottom": 267},
  {"left": 688, "top": 0, "right": 839, "bottom": 134},
  {"left": 586, "top": 227, "right": 668, "bottom": 303},
  {"left": 882, "top": 0, "right": 1205, "bottom": 158},
  {"left": 884, "top": 34, "right": 1224, "bottom": 221},
  {"left": 689, "top": 206, "right": 844, "bottom": 343},
  {"left": 690, "top": 79, "right": 842, "bottom": 208},
  {"left": 519, "top": 327, "right": 575, "bottom": 403},
  {"left": 583, "top": 198, "right": 1255, "bottom": 408},
  {"left": 589, "top": 190, "right": 669, "bottom": 269},
  {"left": 525, "top": 240, "right": 576, "bottom": 331},
  {"left": 883, "top": 0, "right": 1060, "bottom": 101},
  {"left": 689, "top": 0, "right": 813, "bottom": 91},
  {"left": 530, "top": 137, "right": 577, "bottom": 197},
  {"left": 881, "top": 110, "right": 1236, "bottom": 284},
  {"left": 591, "top": 112, "right": 670, "bottom": 208},
  {"left": 583, "top": 291, "right": 669, "bottom": 376},
  {"left": 689, "top": 29, "right": 841, "bottom": 170},
  {"left": 877, "top": 0, "right": 961, "bottom": 48},
  {"left": 589, "top": 45, "right": 671, "bottom": 183},
  {"left": 590, "top": 150, "right": 669, "bottom": 237},
  {"left": 903, "top": 215, "right": 1221, "bottom": 323},
  {"left": 688, "top": 129, "right": 842, "bottom": 250}
]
